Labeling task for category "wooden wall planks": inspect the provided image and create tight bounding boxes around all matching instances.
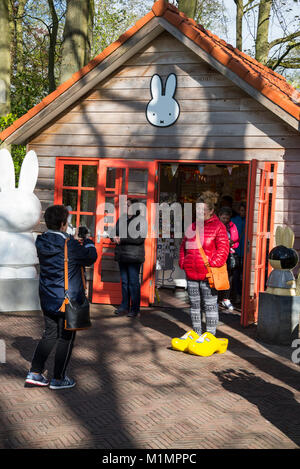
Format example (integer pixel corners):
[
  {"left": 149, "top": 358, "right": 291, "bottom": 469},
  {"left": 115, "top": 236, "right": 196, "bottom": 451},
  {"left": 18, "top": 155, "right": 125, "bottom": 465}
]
[{"left": 27, "top": 31, "right": 300, "bottom": 304}]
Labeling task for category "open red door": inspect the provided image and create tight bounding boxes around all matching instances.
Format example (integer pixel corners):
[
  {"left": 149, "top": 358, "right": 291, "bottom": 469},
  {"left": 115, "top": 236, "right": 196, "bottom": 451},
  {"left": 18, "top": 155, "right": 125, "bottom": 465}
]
[
  {"left": 241, "top": 161, "right": 277, "bottom": 326},
  {"left": 92, "top": 159, "right": 156, "bottom": 307},
  {"left": 253, "top": 162, "right": 277, "bottom": 322}
]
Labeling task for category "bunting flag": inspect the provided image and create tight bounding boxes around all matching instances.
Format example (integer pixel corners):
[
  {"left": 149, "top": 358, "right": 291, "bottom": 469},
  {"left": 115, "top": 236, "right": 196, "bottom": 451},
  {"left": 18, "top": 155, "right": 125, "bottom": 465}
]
[{"left": 170, "top": 163, "right": 178, "bottom": 177}]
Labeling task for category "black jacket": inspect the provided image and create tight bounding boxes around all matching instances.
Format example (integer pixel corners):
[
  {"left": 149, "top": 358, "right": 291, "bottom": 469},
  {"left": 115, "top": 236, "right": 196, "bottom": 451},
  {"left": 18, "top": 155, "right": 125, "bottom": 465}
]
[
  {"left": 113, "top": 213, "right": 147, "bottom": 264},
  {"left": 36, "top": 231, "right": 97, "bottom": 314}
]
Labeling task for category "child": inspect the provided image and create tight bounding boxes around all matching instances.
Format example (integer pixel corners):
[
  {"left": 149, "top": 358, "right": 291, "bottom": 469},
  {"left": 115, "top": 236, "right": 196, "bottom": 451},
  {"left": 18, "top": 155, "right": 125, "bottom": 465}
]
[
  {"left": 218, "top": 207, "right": 239, "bottom": 311},
  {"left": 25, "top": 205, "right": 97, "bottom": 390}
]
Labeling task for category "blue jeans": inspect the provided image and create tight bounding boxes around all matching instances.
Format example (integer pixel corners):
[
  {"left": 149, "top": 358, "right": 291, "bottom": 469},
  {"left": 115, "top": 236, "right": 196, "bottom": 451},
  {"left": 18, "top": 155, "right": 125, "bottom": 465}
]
[{"left": 118, "top": 262, "right": 141, "bottom": 313}]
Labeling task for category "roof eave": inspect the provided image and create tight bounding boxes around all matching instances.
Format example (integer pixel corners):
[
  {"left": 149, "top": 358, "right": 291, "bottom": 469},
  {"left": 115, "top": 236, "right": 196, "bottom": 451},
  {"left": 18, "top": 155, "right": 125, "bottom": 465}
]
[
  {"left": 158, "top": 17, "right": 300, "bottom": 132},
  {"left": 2, "top": 3, "right": 300, "bottom": 146}
]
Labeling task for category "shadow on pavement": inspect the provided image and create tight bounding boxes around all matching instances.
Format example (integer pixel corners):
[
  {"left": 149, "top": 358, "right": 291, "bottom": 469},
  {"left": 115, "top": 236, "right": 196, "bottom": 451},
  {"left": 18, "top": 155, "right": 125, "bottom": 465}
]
[{"left": 213, "top": 368, "right": 300, "bottom": 448}]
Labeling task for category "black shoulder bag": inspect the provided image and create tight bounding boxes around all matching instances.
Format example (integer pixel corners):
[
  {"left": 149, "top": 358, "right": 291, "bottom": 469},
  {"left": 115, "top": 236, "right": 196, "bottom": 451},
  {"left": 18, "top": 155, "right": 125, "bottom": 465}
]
[{"left": 60, "top": 239, "right": 92, "bottom": 331}]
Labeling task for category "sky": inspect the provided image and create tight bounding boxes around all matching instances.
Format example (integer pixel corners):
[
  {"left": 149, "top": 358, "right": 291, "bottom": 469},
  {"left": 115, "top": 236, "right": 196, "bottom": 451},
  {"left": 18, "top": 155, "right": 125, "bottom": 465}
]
[
  {"left": 144, "top": 1, "right": 300, "bottom": 52},
  {"left": 221, "top": 0, "right": 300, "bottom": 53}
]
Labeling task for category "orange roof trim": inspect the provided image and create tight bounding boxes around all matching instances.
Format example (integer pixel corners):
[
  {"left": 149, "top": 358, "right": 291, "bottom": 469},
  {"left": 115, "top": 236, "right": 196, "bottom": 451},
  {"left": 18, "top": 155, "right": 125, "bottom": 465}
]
[{"left": 1, "top": 0, "right": 299, "bottom": 143}]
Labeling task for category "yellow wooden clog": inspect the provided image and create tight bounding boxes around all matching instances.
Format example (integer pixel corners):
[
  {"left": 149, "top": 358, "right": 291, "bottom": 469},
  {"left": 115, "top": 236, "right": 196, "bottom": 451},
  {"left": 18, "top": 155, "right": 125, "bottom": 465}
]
[
  {"left": 171, "top": 330, "right": 199, "bottom": 352},
  {"left": 187, "top": 332, "right": 228, "bottom": 357}
]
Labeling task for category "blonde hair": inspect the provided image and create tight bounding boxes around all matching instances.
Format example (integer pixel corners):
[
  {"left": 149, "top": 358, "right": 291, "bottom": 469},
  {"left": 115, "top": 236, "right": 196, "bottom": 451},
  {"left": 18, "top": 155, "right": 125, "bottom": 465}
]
[{"left": 196, "top": 191, "right": 219, "bottom": 212}]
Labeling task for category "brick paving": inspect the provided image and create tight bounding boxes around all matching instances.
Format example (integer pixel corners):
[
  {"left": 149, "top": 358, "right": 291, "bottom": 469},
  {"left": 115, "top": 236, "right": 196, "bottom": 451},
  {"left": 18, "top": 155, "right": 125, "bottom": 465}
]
[{"left": 0, "top": 298, "right": 299, "bottom": 450}]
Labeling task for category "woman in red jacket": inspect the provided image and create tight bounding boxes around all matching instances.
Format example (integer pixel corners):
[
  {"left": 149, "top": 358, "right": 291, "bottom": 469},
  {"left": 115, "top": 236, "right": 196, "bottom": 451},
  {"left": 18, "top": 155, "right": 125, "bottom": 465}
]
[{"left": 179, "top": 192, "right": 229, "bottom": 336}]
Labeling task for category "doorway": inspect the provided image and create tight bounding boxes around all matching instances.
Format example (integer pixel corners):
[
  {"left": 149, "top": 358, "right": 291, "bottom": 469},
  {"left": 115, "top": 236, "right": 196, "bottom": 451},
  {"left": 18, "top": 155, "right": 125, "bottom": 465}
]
[
  {"left": 155, "top": 162, "right": 249, "bottom": 315},
  {"left": 54, "top": 158, "right": 277, "bottom": 326}
]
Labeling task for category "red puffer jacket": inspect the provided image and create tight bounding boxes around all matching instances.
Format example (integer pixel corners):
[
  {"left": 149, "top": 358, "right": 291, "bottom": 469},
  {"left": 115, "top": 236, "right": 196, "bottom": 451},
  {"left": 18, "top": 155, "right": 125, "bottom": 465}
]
[{"left": 179, "top": 214, "right": 229, "bottom": 281}]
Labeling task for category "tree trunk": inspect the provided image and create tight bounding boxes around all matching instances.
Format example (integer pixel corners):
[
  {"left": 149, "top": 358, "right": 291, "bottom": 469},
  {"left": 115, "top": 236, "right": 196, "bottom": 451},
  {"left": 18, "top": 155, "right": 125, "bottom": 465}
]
[
  {"left": 0, "top": 0, "right": 11, "bottom": 119},
  {"left": 177, "top": 0, "right": 198, "bottom": 19},
  {"left": 59, "top": 0, "right": 93, "bottom": 85},
  {"left": 47, "top": 0, "right": 59, "bottom": 93},
  {"left": 9, "top": 0, "right": 26, "bottom": 78},
  {"left": 255, "top": 0, "right": 272, "bottom": 65},
  {"left": 15, "top": 0, "right": 26, "bottom": 76},
  {"left": 234, "top": 0, "right": 243, "bottom": 50},
  {"left": 85, "top": 0, "right": 94, "bottom": 65}
]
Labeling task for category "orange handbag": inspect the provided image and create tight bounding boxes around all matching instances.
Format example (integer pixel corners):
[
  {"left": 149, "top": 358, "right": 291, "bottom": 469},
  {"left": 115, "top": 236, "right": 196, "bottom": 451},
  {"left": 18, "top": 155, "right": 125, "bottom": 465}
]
[{"left": 195, "top": 229, "right": 230, "bottom": 291}]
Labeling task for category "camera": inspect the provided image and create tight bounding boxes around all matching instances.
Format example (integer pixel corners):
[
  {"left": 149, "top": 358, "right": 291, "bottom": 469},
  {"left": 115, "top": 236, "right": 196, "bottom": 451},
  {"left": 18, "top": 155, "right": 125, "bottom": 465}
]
[{"left": 78, "top": 226, "right": 89, "bottom": 239}]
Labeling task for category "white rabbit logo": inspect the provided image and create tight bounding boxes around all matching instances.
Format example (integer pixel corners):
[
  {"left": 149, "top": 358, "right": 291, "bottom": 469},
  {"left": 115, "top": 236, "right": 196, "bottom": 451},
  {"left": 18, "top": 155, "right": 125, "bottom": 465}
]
[
  {"left": 0, "top": 148, "right": 41, "bottom": 279},
  {"left": 146, "top": 73, "right": 180, "bottom": 127}
]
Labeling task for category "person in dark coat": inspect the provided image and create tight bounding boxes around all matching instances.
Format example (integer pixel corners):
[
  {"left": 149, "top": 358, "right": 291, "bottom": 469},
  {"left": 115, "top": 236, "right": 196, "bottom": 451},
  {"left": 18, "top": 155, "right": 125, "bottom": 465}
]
[
  {"left": 112, "top": 198, "right": 147, "bottom": 318},
  {"left": 231, "top": 201, "right": 246, "bottom": 303},
  {"left": 25, "top": 205, "right": 97, "bottom": 390}
]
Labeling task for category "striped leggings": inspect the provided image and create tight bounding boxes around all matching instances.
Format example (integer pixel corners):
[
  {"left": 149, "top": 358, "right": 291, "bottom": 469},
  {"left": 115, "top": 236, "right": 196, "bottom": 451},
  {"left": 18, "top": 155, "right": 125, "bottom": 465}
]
[{"left": 187, "top": 280, "right": 219, "bottom": 336}]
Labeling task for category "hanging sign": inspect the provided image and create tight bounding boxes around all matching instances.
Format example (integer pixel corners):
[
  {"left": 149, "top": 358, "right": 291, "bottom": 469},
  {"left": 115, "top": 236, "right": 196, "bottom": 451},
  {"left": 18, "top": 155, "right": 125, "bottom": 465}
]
[{"left": 146, "top": 73, "right": 180, "bottom": 127}]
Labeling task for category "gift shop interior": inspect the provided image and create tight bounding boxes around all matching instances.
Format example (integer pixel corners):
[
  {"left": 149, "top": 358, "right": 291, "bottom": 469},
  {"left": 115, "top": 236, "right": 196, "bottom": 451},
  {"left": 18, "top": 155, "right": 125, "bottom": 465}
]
[{"left": 155, "top": 162, "right": 248, "bottom": 310}]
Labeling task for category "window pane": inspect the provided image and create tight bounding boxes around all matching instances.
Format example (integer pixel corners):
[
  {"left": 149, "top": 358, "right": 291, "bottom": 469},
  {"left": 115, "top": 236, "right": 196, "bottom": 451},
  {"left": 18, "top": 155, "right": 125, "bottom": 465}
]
[
  {"left": 128, "top": 169, "right": 148, "bottom": 195},
  {"left": 105, "top": 197, "right": 115, "bottom": 214},
  {"left": 80, "top": 214, "right": 95, "bottom": 237},
  {"left": 63, "top": 165, "right": 79, "bottom": 186},
  {"left": 121, "top": 168, "right": 126, "bottom": 194},
  {"left": 102, "top": 246, "right": 115, "bottom": 254},
  {"left": 69, "top": 214, "right": 77, "bottom": 227},
  {"left": 106, "top": 168, "right": 116, "bottom": 188},
  {"left": 80, "top": 190, "right": 96, "bottom": 212},
  {"left": 128, "top": 198, "right": 147, "bottom": 217},
  {"left": 63, "top": 189, "right": 78, "bottom": 209},
  {"left": 104, "top": 215, "right": 114, "bottom": 224},
  {"left": 82, "top": 165, "right": 97, "bottom": 187}
]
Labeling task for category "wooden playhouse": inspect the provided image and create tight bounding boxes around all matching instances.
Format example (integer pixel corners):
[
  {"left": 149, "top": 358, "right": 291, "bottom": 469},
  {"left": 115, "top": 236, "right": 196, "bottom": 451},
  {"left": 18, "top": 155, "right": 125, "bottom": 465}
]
[{"left": 1, "top": 0, "right": 300, "bottom": 326}]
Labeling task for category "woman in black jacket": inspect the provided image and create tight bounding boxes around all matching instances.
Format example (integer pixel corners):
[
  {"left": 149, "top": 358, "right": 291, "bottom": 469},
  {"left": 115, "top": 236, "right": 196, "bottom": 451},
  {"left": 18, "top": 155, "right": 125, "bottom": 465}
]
[{"left": 113, "top": 198, "right": 147, "bottom": 318}]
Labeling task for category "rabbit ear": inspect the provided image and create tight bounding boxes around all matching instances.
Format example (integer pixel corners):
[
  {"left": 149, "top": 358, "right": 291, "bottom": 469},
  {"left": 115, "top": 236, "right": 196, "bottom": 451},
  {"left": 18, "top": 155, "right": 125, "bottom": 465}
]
[
  {"left": 282, "top": 226, "right": 294, "bottom": 248},
  {"left": 275, "top": 226, "right": 284, "bottom": 246},
  {"left": 165, "top": 73, "right": 177, "bottom": 98},
  {"left": 18, "top": 150, "right": 39, "bottom": 192},
  {"left": 150, "top": 74, "right": 163, "bottom": 100},
  {"left": 0, "top": 148, "right": 15, "bottom": 191}
]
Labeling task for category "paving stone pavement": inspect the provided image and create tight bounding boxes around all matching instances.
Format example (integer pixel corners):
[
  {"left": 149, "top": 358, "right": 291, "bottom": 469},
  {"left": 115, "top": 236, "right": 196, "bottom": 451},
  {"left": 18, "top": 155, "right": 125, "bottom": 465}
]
[{"left": 0, "top": 304, "right": 299, "bottom": 450}]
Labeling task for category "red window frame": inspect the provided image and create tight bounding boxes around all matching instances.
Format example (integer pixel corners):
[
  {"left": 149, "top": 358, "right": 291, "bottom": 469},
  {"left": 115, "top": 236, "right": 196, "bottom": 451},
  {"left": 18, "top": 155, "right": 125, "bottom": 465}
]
[{"left": 54, "top": 158, "right": 99, "bottom": 239}]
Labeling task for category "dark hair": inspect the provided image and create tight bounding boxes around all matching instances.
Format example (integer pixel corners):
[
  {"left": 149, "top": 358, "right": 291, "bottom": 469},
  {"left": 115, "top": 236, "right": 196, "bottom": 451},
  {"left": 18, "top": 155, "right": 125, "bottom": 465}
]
[
  {"left": 221, "top": 195, "right": 233, "bottom": 204},
  {"left": 239, "top": 201, "right": 246, "bottom": 209},
  {"left": 44, "top": 205, "right": 69, "bottom": 230},
  {"left": 128, "top": 198, "right": 139, "bottom": 205},
  {"left": 219, "top": 206, "right": 232, "bottom": 217}
]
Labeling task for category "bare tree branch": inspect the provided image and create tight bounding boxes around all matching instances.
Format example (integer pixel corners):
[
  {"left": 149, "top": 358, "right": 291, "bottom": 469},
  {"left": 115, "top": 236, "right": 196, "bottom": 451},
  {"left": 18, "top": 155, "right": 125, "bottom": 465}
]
[
  {"left": 269, "top": 30, "right": 300, "bottom": 49},
  {"left": 268, "top": 43, "right": 300, "bottom": 69}
]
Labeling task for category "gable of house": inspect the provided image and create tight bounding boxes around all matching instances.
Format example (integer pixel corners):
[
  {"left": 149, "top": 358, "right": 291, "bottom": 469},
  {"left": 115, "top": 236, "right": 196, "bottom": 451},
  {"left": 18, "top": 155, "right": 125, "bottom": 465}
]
[{"left": 1, "top": 0, "right": 299, "bottom": 146}]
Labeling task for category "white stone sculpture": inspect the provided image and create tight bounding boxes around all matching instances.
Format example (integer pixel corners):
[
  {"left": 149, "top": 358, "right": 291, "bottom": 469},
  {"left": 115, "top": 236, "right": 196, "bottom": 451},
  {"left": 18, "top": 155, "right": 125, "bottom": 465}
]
[{"left": 0, "top": 148, "right": 41, "bottom": 279}]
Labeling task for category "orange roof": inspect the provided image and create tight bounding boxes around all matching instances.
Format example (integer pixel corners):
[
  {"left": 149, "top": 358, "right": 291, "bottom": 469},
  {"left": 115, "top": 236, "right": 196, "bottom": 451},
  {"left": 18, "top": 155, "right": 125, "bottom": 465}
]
[{"left": 1, "top": 0, "right": 299, "bottom": 143}]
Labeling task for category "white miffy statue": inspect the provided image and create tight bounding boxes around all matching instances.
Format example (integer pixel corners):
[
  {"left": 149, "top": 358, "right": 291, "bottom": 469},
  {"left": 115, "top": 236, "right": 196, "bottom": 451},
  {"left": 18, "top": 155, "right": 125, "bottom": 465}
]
[
  {"left": 146, "top": 73, "right": 180, "bottom": 127},
  {"left": 0, "top": 148, "right": 41, "bottom": 279}
]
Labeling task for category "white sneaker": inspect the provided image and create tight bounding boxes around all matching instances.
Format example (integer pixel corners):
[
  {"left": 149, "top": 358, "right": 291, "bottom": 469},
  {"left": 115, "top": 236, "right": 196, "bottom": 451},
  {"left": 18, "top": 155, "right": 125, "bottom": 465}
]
[{"left": 222, "top": 299, "right": 234, "bottom": 311}]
